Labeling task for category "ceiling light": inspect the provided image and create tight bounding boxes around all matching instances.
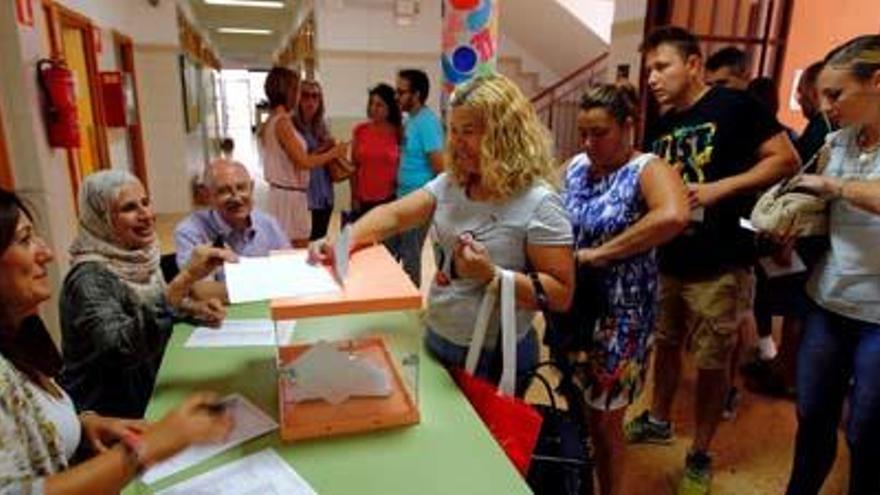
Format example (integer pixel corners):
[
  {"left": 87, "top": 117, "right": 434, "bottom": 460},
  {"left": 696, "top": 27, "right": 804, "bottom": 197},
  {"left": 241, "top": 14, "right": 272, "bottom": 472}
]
[
  {"left": 205, "top": 0, "right": 285, "bottom": 8},
  {"left": 217, "top": 27, "right": 274, "bottom": 35}
]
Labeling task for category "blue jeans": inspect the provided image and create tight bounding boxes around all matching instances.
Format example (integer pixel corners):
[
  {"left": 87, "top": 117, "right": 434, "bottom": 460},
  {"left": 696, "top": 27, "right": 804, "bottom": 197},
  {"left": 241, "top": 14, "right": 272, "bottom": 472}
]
[
  {"left": 389, "top": 223, "right": 429, "bottom": 287},
  {"left": 786, "top": 303, "right": 880, "bottom": 495},
  {"left": 425, "top": 328, "right": 539, "bottom": 398}
]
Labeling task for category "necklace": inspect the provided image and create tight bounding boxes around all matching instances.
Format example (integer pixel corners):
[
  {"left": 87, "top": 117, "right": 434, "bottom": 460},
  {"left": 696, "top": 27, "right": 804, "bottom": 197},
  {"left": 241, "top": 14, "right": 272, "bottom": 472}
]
[{"left": 856, "top": 126, "right": 880, "bottom": 166}]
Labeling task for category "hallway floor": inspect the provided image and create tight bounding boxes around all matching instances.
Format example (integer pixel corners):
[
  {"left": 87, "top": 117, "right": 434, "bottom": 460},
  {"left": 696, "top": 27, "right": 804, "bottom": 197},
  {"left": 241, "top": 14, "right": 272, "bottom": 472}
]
[{"left": 154, "top": 211, "right": 850, "bottom": 495}]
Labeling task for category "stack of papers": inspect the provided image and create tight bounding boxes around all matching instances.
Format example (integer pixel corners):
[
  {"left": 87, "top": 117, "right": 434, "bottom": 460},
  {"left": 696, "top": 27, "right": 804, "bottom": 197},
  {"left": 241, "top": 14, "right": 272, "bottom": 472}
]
[
  {"left": 142, "top": 394, "right": 278, "bottom": 484},
  {"left": 154, "top": 448, "right": 316, "bottom": 495},
  {"left": 184, "top": 319, "right": 296, "bottom": 348},
  {"left": 224, "top": 253, "right": 340, "bottom": 304}
]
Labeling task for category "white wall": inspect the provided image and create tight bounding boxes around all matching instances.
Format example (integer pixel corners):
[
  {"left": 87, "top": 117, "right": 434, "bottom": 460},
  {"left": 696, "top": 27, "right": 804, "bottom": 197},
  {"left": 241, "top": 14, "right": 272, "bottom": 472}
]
[
  {"left": 606, "top": 0, "right": 647, "bottom": 87},
  {"left": 498, "top": 35, "right": 560, "bottom": 88},
  {"left": 500, "top": 0, "right": 610, "bottom": 76},
  {"left": 135, "top": 47, "right": 193, "bottom": 214},
  {"left": 315, "top": 0, "right": 443, "bottom": 122},
  {"left": 0, "top": 2, "right": 79, "bottom": 342},
  {"left": 54, "top": 0, "right": 179, "bottom": 45}
]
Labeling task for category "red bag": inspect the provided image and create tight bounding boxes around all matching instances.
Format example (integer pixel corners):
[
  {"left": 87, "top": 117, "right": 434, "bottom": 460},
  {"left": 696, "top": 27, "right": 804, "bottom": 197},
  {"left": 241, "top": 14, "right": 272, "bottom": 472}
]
[{"left": 452, "top": 269, "right": 542, "bottom": 476}]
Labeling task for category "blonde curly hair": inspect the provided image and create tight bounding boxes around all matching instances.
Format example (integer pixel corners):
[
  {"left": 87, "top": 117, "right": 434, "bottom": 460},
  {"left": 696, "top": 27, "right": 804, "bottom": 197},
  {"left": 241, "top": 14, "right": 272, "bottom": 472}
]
[{"left": 446, "top": 74, "right": 557, "bottom": 199}]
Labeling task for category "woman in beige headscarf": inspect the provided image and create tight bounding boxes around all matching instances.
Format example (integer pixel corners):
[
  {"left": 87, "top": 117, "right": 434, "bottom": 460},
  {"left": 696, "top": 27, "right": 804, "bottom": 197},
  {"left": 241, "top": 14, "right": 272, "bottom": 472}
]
[{"left": 59, "top": 170, "right": 235, "bottom": 418}]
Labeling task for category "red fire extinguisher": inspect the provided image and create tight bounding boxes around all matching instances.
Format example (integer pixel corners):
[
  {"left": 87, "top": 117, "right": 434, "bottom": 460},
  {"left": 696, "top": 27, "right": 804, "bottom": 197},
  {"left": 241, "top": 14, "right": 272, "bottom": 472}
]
[{"left": 37, "top": 58, "right": 81, "bottom": 149}]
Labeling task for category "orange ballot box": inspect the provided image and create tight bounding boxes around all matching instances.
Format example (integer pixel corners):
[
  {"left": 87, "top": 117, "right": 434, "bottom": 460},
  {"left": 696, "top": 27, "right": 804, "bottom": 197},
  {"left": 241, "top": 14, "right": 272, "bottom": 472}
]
[
  {"left": 270, "top": 245, "right": 423, "bottom": 442},
  {"left": 269, "top": 244, "right": 422, "bottom": 320}
]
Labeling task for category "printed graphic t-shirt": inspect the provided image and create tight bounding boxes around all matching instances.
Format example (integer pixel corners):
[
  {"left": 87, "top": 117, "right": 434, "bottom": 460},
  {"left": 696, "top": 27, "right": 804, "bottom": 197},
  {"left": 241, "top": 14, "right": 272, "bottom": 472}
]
[{"left": 646, "top": 86, "right": 783, "bottom": 278}]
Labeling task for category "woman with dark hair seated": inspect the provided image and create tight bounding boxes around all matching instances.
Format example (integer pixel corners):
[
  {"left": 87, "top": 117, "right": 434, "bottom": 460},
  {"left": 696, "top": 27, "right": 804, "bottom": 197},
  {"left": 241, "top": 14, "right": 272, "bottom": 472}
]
[{"left": 0, "top": 188, "right": 232, "bottom": 494}]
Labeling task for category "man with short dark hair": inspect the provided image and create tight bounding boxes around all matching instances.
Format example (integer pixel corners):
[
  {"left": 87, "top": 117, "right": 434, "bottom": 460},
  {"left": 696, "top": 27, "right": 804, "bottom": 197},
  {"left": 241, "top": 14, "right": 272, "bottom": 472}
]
[
  {"left": 392, "top": 68, "right": 444, "bottom": 286},
  {"left": 705, "top": 46, "right": 750, "bottom": 90},
  {"left": 625, "top": 26, "right": 799, "bottom": 495}
]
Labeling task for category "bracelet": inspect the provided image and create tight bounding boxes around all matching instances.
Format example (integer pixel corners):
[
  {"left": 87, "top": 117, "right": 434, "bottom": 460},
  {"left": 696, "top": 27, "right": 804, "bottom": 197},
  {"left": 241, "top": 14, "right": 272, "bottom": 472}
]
[
  {"left": 486, "top": 265, "right": 502, "bottom": 291},
  {"left": 528, "top": 271, "right": 550, "bottom": 312},
  {"left": 835, "top": 179, "right": 848, "bottom": 200},
  {"left": 119, "top": 431, "right": 149, "bottom": 475}
]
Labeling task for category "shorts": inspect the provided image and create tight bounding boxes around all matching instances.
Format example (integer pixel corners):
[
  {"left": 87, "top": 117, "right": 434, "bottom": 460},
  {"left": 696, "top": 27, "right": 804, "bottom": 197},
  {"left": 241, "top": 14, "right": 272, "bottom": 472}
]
[{"left": 655, "top": 268, "right": 752, "bottom": 370}]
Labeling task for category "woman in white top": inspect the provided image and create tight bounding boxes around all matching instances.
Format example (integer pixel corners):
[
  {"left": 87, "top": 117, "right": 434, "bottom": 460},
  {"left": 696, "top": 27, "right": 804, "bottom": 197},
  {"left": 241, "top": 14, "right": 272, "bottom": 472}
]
[
  {"left": 259, "top": 67, "right": 347, "bottom": 247},
  {"left": 784, "top": 35, "right": 880, "bottom": 495},
  {"left": 0, "top": 189, "right": 233, "bottom": 495},
  {"left": 313, "top": 74, "right": 575, "bottom": 395}
]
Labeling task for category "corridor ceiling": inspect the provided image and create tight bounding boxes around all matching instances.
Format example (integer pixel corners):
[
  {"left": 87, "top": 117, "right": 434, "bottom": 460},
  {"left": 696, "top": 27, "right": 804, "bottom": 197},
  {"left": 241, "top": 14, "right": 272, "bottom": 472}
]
[{"left": 187, "top": 0, "right": 300, "bottom": 68}]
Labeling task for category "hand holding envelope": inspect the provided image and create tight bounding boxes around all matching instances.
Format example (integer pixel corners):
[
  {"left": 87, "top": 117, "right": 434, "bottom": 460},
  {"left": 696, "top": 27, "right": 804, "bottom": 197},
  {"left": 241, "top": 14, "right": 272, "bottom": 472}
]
[{"left": 307, "top": 225, "right": 352, "bottom": 284}]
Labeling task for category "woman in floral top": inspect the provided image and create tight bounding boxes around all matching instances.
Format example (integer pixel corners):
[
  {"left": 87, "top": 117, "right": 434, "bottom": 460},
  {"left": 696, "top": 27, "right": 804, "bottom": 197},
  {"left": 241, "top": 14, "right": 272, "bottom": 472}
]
[
  {"left": 562, "top": 84, "right": 688, "bottom": 495},
  {"left": 0, "top": 189, "right": 232, "bottom": 494}
]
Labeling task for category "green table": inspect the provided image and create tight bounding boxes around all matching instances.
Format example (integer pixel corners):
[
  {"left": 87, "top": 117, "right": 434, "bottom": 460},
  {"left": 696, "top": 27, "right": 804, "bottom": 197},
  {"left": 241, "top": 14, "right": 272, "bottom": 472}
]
[{"left": 124, "top": 303, "right": 530, "bottom": 494}]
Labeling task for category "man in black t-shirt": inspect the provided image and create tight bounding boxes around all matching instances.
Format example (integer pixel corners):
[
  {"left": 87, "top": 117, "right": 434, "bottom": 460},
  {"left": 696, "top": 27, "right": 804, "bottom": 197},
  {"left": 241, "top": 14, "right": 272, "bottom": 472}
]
[{"left": 624, "top": 26, "right": 799, "bottom": 495}]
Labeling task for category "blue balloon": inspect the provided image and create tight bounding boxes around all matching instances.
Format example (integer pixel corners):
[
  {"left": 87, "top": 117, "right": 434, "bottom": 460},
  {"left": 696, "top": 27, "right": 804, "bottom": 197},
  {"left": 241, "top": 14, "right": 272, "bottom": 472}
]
[
  {"left": 452, "top": 46, "right": 478, "bottom": 74},
  {"left": 467, "top": 0, "right": 492, "bottom": 32},
  {"left": 442, "top": 54, "right": 469, "bottom": 84}
]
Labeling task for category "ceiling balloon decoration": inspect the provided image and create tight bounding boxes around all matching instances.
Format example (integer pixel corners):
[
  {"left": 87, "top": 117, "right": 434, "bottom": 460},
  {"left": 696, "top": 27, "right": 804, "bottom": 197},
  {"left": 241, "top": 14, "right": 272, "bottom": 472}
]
[{"left": 442, "top": 0, "right": 498, "bottom": 104}]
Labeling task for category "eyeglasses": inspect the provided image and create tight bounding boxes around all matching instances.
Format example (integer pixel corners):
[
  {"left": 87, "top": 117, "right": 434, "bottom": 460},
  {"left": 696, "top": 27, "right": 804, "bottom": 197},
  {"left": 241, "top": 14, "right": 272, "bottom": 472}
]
[
  {"left": 301, "top": 92, "right": 321, "bottom": 99},
  {"left": 395, "top": 88, "right": 411, "bottom": 96}
]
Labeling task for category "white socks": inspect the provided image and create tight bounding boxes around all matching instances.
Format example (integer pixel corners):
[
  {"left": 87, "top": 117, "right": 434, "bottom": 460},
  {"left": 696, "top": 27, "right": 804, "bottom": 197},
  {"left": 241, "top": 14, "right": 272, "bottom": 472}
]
[{"left": 757, "top": 336, "right": 778, "bottom": 360}]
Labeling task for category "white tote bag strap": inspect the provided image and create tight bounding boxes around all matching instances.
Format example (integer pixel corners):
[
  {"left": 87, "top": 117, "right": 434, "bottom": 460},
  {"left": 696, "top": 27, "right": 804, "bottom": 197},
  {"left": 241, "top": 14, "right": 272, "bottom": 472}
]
[
  {"left": 464, "top": 277, "right": 497, "bottom": 374},
  {"left": 497, "top": 269, "right": 517, "bottom": 397},
  {"left": 463, "top": 269, "right": 517, "bottom": 397}
]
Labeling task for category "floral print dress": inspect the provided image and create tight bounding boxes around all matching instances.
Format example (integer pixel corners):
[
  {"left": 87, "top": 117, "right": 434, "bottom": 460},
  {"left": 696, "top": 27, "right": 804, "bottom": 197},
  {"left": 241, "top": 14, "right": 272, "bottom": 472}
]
[{"left": 563, "top": 152, "right": 658, "bottom": 411}]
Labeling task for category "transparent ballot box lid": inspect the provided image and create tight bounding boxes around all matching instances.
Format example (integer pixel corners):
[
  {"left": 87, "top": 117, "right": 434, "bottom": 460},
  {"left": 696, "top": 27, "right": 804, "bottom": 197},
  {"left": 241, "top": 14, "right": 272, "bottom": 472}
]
[{"left": 268, "top": 245, "right": 423, "bottom": 442}]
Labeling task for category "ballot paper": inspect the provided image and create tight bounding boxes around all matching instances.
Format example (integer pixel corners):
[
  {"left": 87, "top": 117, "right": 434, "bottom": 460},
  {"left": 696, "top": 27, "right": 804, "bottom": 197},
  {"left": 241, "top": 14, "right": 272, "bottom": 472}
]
[
  {"left": 334, "top": 225, "right": 351, "bottom": 282},
  {"left": 282, "top": 341, "right": 392, "bottom": 405},
  {"left": 224, "top": 253, "right": 340, "bottom": 304},
  {"left": 142, "top": 393, "right": 278, "bottom": 484},
  {"left": 184, "top": 319, "right": 296, "bottom": 348},
  {"left": 739, "top": 217, "right": 758, "bottom": 232},
  {"left": 759, "top": 252, "right": 807, "bottom": 278},
  {"left": 154, "top": 448, "right": 316, "bottom": 495}
]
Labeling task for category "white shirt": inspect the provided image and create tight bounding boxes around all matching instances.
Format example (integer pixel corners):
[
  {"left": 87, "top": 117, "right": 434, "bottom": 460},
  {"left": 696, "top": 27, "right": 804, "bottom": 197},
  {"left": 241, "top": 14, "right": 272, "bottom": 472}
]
[{"left": 26, "top": 381, "right": 82, "bottom": 460}]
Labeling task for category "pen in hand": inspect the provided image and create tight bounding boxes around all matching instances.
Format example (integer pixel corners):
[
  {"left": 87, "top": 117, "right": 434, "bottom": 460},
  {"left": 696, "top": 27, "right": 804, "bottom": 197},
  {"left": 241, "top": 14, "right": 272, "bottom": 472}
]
[{"left": 200, "top": 397, "right": 235, "bottom": 415}]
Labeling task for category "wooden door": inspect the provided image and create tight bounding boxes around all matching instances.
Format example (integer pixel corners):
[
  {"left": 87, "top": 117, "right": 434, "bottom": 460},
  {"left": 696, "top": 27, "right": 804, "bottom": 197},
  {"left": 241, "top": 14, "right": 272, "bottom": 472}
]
[
  {"left": 113, "top": 31, "right": 149, "bottom": 193},
  {"left": 47, "top": 3, "right": 110, "bottom": 199}
]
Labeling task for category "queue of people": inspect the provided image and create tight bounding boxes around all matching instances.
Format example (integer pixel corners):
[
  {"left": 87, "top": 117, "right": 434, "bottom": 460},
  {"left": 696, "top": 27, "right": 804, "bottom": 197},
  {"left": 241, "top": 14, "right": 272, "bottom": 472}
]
[{"left": 0, "top": 25, "right": 878, "bottom": 495}]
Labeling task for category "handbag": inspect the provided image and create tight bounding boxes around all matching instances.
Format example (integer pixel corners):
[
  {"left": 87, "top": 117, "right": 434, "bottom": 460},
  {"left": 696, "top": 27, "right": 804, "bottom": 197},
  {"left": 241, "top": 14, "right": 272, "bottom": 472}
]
[
  {"left": 543, "top": 264, "right": 606, "bottom": 358},
  {"left": 526, "top": 363, "right": 592, "bottom": 495},
  {"left": 750, "top": 142, "right": 831, "bottom": 237},
  {"left": 451, "top": 269, "right": 543, "bottom": 476},
  {"left": 328, "top": 157, "right": 355, "bottom": 183}
]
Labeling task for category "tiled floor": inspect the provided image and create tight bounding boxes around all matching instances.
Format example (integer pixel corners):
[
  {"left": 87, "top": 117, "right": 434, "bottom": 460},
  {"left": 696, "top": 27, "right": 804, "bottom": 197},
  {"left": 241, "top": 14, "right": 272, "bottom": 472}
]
[{"left": 155, "top": 208, "right": 850, "bottom": 495}]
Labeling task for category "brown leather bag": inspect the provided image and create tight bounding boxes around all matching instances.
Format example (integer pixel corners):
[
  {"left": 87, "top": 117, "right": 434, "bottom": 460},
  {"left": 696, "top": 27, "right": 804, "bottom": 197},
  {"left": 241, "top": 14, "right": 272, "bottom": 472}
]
[{"left": 328, "top": 158, "right": 355, "bottom": 183}]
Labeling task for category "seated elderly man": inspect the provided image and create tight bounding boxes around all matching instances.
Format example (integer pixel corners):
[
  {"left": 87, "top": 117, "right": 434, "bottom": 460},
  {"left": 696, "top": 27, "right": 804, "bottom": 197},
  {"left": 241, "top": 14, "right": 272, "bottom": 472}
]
[{"left": 175, "top": 160, "right": 290, "bottom": 298}]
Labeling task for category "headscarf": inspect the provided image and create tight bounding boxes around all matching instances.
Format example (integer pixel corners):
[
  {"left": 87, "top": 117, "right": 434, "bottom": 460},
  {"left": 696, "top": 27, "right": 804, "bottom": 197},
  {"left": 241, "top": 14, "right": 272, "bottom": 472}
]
[{"left": 69, "top": 170, "right": 165, "bottom": 306}]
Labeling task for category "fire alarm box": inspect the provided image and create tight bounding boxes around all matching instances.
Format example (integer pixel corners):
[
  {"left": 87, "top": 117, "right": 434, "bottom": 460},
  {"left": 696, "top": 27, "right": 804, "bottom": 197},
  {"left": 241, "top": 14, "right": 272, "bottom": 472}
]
[{"left": 100, "top": 71, "right": 126, "bottom": 127}]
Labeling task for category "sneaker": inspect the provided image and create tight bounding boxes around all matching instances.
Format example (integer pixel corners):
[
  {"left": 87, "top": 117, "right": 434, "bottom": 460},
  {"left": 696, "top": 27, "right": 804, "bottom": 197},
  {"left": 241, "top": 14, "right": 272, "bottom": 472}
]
[
  {"left": 677, "top": 451, "right": 713, "bottom": 495},
  {"left": 722, "top": 387, "right": 739, "bottom": 420},
  {"left": 624, "top": 410, "right": 674, "bottom": 444}
]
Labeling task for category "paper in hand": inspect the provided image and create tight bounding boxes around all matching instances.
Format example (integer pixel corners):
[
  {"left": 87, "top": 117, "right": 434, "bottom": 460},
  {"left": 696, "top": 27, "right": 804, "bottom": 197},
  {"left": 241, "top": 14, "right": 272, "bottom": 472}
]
[{"left": 334, "top": 225, "right": 351, "bottom": 283}]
